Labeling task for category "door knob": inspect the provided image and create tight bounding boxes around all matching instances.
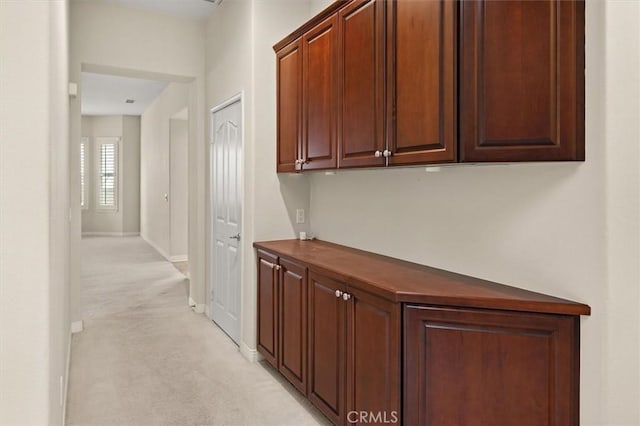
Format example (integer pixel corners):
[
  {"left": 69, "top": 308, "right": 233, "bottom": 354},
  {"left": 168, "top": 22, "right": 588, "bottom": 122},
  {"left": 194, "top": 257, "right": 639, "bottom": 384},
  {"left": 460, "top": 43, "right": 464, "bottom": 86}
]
[
  {"left": 342, "top": 293, "right": 351, "bottom": 301},
  {"left": 229, "top": 233, "right": 241, "bottom": 241},
  {"left": 335, "top": 290, "right": 343, "bottom": 298}
]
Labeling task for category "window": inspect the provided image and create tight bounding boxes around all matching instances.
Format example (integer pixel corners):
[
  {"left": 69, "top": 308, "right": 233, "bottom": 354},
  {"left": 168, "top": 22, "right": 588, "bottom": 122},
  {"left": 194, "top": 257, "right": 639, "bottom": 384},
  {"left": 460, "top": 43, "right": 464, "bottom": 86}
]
[
  {"left": 80, "top": 138, "right": 88, "bottom": 209},
  {"left": 96, "top": 137, "right": 119, "bottom": 211}
]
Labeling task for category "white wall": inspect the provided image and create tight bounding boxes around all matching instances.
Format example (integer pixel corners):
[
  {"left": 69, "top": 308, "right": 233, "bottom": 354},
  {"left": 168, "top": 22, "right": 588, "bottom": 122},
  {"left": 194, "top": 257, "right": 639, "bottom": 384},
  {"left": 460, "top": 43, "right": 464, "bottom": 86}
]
[
  {"left": 140, "top": 82, "right": 190, "bottom": 260},
  {"left": 305, "top": 1, "right": 639, "bottom": 424},
  {"left": 309, "top": 0, "right": 331, "bottom": 15},
  {"left": 170, "top": 118, "right": 189, "bottom": 259},
  {"left": 123, "top": 116, "right": 141, "bottom": 234},
  {"left": 204, "top": 0, "right": 312, "bottom": 355},
  {"left": 81, "top": 115, "right": 140, "bottom": 235},
  {"left": 603, "top": 2, "right": 640, "bottom": 424},
  {"left": 0, "top": 1, "right": 70, "bottom": 424},
  {"left": 70, "top": 0, "right": 206, "bottom": 322}
]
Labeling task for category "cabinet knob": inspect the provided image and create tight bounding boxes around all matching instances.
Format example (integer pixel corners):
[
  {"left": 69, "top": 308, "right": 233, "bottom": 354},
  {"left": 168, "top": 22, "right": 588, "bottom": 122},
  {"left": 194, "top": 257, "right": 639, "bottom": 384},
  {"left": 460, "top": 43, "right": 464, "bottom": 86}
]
[
  {"left": 335, "top": 290, "right": 343, "bottom": 298},
  {"left": 383, "top": 149, "right": 393, "bottom": 158},
  {"left": 274, "top": 265, "right": 281, "bottom": 271},
  {"left": 342, "top": 293, "right": 351, "bottom": 301},
  {"left": 374, "top": 150, "right": 382, "bottom": 158}
]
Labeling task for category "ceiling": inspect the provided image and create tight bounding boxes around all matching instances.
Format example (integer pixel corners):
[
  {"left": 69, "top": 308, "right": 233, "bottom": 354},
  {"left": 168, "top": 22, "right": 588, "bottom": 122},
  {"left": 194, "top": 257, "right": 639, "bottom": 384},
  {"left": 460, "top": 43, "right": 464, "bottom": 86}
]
[
  {"left": 103, "top": 0, "right": 218, "bottom": 20},
  {"left": 81, "top": 72, "right": 170, "bottom": 116}
]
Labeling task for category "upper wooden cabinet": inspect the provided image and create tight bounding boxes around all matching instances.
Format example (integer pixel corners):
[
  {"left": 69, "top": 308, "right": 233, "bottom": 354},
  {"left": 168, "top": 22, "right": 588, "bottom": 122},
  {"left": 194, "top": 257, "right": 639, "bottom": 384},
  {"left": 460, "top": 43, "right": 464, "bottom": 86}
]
[
  {"left": 387, "top": 0, "right": 457, "bottom": 165},
  {"left": 337, "top": 0, "right": 385, "bottom": 168},
  {"left": 302, "top": 15, "right": 339, "bottom": 171},
  {"left": 460, "top": 0, "right": 585, "bottom": 162},
  {"left": 276, "top": 40, "right": 302, "bottom": 173},
  {"left": 274, "top": 0, "right": 585, "bottom": 171}
]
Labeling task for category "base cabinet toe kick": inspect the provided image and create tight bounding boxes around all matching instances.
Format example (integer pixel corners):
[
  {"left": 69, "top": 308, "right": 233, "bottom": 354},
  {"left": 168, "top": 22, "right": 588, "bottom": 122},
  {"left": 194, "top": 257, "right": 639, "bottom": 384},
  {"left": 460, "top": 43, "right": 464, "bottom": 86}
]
[{"left": 254, "top": 240, "right": 590, "bottom": 425}]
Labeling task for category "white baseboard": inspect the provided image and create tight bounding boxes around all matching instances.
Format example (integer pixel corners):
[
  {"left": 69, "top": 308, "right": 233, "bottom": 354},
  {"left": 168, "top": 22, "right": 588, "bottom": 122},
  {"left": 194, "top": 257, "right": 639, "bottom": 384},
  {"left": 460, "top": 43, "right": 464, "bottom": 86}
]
[
  {"left": 169, "top": 254, "right": 188, "bottom": 262},
  {"left": 189, "top": 297, "right": 205, "bottom": 314},
  {"left": 71, "top": 320, "right": 83, "bottom": 334},
  {"left": 240, "top": 341, "right": 262, "bottom": 363},
  {"left": 62, "top": 330, "right": 72, "bottom": 425},
  {"left": 82, "top": 232, "right": 139, "bottom": 237},
  {"left": 140, "top": 234, "right": 171, "bottom": 261}
]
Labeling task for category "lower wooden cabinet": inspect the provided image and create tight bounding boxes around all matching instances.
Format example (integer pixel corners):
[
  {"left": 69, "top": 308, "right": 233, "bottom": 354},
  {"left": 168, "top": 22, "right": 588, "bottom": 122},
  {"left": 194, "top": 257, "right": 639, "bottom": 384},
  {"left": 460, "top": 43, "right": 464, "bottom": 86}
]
[
  {"left": 308, "top": 272, "right": 346, "bottom": 424},
  {"left": 347, "top": 286, "right": 401, "bottom": 425},
  {"left": 256, "top": 250, "right": 308, "bottom": 395},
  {"left": 278, "top": 257, "right": 308, "bottom": 395},
  {"left": 257, "top": 250, "right": 279, "bottom": 367},
  {"left": 255, "top": 241, "right": 587, "bottom": 426},
  {"left": 308, "top": 272, "right": 401, "bottom": 426},
  {"left": 404, "top": 305, "right": 580, "bottom": 425}
]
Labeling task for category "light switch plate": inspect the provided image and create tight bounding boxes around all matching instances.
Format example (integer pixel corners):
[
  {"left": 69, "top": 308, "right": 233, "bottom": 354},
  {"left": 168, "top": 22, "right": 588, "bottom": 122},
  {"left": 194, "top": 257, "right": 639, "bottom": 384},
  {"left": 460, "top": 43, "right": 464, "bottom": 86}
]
[{"left": 296, "top": 209, "right": 305, "bottom": 224}]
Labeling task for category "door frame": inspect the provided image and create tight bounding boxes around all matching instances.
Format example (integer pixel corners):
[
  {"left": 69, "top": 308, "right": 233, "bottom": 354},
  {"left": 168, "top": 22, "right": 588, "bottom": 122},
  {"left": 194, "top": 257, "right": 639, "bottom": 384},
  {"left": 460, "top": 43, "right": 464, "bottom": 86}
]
[{"left": 207, "top": 92, "right": 245, "bottom": 343}]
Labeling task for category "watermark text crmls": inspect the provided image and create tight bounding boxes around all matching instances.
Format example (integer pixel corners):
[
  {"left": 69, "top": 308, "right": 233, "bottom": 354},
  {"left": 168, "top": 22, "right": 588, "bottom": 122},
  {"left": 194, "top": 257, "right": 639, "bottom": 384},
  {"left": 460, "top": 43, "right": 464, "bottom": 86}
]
[{"left": 347, "top": 411, "right": 399, "bottom": 424}]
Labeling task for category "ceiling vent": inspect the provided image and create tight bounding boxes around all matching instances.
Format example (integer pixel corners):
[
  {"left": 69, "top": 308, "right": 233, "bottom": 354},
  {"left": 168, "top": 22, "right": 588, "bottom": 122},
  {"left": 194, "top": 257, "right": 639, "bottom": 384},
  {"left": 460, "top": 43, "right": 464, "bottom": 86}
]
[{"left": 125, "top": 99, "right": 135, "bottom": 104}]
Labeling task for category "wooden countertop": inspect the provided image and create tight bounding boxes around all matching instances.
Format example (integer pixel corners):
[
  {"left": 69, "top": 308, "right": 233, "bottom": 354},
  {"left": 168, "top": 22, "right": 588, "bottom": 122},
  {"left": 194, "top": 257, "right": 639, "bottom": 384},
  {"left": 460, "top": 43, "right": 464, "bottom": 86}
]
[{"left": 254, "top": 239, "right": 591, "bottom": 316}]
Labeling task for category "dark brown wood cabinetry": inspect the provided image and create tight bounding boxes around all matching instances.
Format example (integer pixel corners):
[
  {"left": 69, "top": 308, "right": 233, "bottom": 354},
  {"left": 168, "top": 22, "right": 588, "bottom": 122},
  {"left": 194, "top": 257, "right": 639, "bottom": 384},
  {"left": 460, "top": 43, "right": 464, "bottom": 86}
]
[
  {"left": 275, "top": 13, "right": 339, "bottom": 172},
  {"left": 308, "top": 272, "right": 346, "bottom": 424},
  {"left": 338, "top": 0, "right": 385, "bottom": 168},
  {"left": 387, "top": 0, "right": 457, "bottom": 165},
  {"left": 278, "top": 258, "right": 308, "bottom": 395},
  {"left": 307, "top": 272, "right": 401, "bottom": 425},
  {"left": 276, "top": 40, "right": 302, "bottom": 173},
  {"left": 274, "top": 0, "right": 585, "bottom": 171},
  {"left": 404, "top": 306, "right": 580, "bottom": 425},
  {"left": 255, "top": 239, "right": 590, "bottom": 426},
  {"left": 303, "top": 15, "right": 339, "bottom": 170},
  {"left": 257, "top": 250, "right": 279, "bottom": 366},
  {"left": 459, "top": 0, "right": 585, "bottom": 162},
  {"left": 347, "top": 286, "right": 401, "bottom": 425},
  {"left": 256, "top": 250, "right": 308, "bottom": 394}
]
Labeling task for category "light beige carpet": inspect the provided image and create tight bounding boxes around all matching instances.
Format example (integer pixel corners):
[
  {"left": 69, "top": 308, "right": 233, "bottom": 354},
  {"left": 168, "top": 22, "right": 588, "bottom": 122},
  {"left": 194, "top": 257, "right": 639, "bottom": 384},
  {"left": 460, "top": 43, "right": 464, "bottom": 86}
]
[
  {"left": 171, "top": 261, "right": 189, "bottom": 278},
  {"left": 67, "top": 236, "right": 328, "bottom": 426}
]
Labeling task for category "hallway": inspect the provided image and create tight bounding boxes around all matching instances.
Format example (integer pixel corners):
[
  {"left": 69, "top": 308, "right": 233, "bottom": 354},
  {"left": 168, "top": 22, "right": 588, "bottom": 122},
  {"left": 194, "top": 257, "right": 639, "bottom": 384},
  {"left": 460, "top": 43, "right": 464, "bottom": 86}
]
[{"left": 66, "top": 237, "right": 327, "bottom": 425}]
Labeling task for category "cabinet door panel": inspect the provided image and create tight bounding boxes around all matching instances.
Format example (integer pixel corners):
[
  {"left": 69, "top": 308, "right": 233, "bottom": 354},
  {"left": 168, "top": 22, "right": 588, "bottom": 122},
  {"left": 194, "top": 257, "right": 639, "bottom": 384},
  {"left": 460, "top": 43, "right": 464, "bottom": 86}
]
[
  {"left": 256, "top": 250, "right": 278, "bottom": 367},
  {"left": 338, "top": 0, "right": 385, "bottom": 168},
  {"left": 276, "top": 40, "right": 302, "bottom": 173},
  {"left": 460, "top": 0, "right": 585, "bottom": 161},
  {"left": 404, "top": 306, "right": 579, "bottom": 425},
  {"left": 303, "top": 15, "right": 338, "bottom": 170},
  {"left": 347, "top": 288, "right": 401, "bottom": 425},
  {"left": 278, "top": 258, "right": 307, "bottom": 395},
  {"left": 308, "top": 271, "right": 346, "bottom": 424},
  {"left": 387, "top": 0, "right": 456, "bottom": 165}
]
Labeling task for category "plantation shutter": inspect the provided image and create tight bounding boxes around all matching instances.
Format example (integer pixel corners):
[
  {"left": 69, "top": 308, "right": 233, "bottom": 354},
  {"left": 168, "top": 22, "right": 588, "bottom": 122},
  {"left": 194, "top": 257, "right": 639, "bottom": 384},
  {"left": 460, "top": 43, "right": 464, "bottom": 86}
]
[{"left": 96, "top": 137, "right": 119, "bottom": 211}]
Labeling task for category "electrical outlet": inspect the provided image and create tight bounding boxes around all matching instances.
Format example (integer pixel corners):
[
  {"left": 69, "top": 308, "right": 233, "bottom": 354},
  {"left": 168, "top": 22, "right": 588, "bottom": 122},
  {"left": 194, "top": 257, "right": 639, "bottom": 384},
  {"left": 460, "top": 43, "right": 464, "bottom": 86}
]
[{"left": 296, "top": 209, "right": 305, "bottom": 224}]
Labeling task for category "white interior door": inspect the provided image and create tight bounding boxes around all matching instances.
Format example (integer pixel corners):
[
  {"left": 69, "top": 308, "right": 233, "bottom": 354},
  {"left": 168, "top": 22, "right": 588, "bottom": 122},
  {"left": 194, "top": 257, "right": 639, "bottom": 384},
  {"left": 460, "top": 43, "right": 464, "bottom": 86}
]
[{"left": 210, "top": 98, "right": 242, "bottom": 344}]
